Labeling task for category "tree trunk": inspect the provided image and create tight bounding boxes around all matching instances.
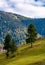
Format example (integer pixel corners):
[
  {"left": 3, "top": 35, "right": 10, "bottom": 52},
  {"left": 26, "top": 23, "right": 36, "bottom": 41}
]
[
  {"left": 30, "top": 38, "right": 32, "bottom": 48},
  {"left": 6, "top": 50, "right": 9, "bottom": 58},
  {"left": 31, "top": 42, "right": 32, "bottom": 48}
]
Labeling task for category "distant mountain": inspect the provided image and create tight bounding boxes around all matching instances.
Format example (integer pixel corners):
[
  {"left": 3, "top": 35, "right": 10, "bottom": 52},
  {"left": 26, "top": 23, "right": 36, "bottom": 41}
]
[{"left": 0, "top": 11, "right": 45, "bottom": 44}]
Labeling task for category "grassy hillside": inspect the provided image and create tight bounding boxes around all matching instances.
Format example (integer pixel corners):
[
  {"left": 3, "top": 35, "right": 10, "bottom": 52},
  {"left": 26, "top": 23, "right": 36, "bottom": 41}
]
[{"left": 0, "top": 38, "right": 45, "bottom": 65}]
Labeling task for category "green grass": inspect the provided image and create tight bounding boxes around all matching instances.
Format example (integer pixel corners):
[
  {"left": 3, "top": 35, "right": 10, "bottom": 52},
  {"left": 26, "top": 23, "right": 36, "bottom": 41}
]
[{"left": 0, "top": 38, "right": 45, "bottom": 65}]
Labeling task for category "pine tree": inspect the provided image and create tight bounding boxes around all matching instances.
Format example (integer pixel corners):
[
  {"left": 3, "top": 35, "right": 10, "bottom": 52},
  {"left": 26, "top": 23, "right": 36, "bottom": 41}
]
[
  {"left": 10, "top": 39, "right": 17, "bottom": 57},
  {"left": 4, "top": 34, "right": 11, "bottom": 58},
  {"left": 27, "top": 24, "right": 37, "bottom": 47}
]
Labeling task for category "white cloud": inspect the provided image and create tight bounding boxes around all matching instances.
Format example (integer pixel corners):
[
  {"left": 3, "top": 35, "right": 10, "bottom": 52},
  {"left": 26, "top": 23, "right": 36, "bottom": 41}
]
[{"left": 0, "top": 0, "right": 45, "bottom": 18}]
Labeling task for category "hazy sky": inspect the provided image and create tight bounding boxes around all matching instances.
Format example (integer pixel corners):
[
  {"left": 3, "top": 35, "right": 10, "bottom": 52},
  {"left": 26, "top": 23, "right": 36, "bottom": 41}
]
[{"left": 0, "top": 0, "right": 45, "bottom": 18}]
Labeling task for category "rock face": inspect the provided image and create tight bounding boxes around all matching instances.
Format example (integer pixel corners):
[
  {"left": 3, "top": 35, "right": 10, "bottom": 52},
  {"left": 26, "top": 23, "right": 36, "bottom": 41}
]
[
  {"left": 0, "top": 11, "right": 45, "bottom": 44},
  {"left": 36, "top": 33, "right": 42, "bottom": 39},
  {"left": 0, "top": 11, "right": 26, "bottom": 44}
]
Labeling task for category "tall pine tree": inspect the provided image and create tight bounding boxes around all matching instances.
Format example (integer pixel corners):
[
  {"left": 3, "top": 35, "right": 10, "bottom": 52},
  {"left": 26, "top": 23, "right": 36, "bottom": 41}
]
[
  {"left": 4, "top": 34, "right": 11, "bottom": 58},
  {"left": 27, "top": 24, "right": 37, "bottom": 47},
  {"left": 10, "top": 39, "right": 17, "bottom": 57}
]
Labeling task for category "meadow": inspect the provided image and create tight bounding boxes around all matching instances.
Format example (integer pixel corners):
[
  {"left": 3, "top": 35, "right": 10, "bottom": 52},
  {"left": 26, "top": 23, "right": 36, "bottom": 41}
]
[{"left": 0, "top": 38, "right": 45, "bottom": 65}]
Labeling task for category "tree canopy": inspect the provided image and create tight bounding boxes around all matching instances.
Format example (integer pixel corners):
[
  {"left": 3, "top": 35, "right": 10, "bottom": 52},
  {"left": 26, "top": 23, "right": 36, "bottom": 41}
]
[{"left": 26, "top": 24, "right": 37, "bottom": 47}]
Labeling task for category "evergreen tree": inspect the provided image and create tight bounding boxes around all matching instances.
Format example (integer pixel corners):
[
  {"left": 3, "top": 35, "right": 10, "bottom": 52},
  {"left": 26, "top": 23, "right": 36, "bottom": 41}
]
[
  {"left": 4, "top": 34, "right": 11, "bottom": 58},
  {"left": 27, "top": 24, "right": 37, "bottom": 47},
  {"left": 10, "top": 39, "right": 17, "bottom": 57}
]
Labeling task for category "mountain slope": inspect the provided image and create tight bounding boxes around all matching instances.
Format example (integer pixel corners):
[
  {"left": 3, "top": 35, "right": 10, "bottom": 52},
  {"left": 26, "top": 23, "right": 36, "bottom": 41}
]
[
  {"left": 0, "top": 11, "right": 45, "bottom": 44},
  {"left": 0, "top": 11, "right": 26, "bottom": 44}
]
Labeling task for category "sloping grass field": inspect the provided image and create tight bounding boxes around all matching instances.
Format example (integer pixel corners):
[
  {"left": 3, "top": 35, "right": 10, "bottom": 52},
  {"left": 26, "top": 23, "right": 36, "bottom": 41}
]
[{"left": 0, "top": 38, "right": 45, "bottom": 65}]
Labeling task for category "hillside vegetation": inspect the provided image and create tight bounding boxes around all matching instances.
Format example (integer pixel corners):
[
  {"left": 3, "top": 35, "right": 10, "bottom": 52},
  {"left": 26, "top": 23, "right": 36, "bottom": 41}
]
[
  {"left": 0, "top": 11, "right": 45, "bottom": 44},
  {"left": 0, "top": 38, "right": 45, "bottom": 65}
]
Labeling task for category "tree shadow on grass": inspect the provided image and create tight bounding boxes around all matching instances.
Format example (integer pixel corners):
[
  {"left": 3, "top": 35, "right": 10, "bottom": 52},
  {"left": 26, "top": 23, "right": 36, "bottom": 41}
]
[
  {"left": 27, "top": 59, "right": 45, "bottom": 65},
  {"left": 20, "top": 43, "right": 40, "bottom": 52},
  {"left": 0, "top": 54, "right": 17, "bottom": 65}
]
